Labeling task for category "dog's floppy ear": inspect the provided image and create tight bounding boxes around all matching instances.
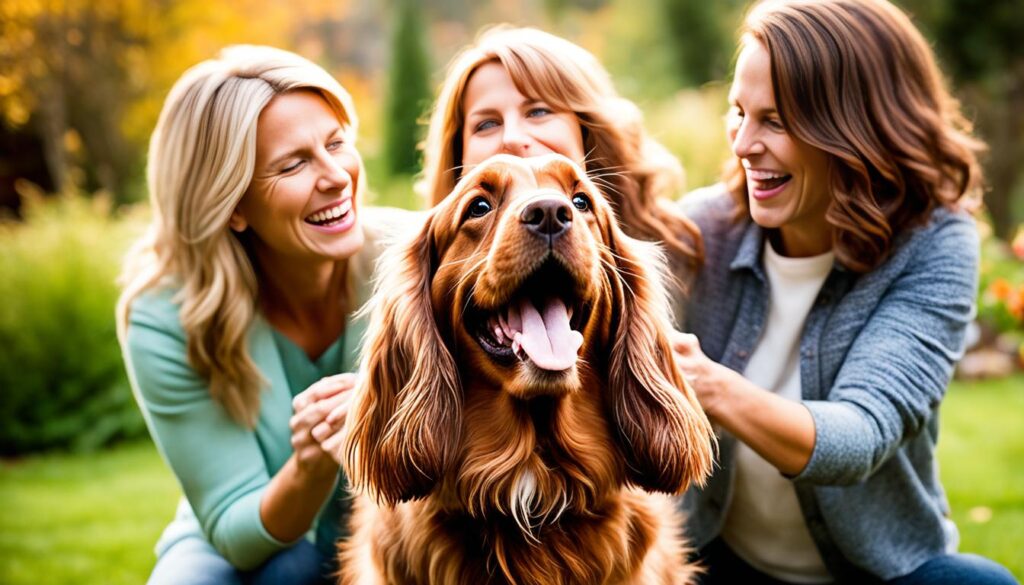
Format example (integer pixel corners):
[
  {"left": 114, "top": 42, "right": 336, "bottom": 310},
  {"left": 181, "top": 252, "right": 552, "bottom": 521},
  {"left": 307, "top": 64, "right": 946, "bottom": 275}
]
[
  {"left": 344, "top": 213, "right": 461, "bottom": 505},
  {"left": 602, "top": 218, "right": 715, "bottom": 494}
]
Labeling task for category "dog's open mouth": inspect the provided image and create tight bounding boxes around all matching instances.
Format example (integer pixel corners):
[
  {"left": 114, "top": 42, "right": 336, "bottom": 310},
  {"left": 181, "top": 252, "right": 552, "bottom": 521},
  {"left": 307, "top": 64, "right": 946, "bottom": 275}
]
[{"left": 470, "top": 261, "right": 589, "bottom": 372}]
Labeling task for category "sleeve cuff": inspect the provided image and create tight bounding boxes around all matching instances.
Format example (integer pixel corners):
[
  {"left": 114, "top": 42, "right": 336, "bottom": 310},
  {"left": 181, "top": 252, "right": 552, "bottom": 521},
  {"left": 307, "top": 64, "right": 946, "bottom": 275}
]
[
  {"left": 792, "top": 400, "right": 873, "bottom": 485},
  {"left": 210, "top": 488, "right": 298, "bottom": 570}
]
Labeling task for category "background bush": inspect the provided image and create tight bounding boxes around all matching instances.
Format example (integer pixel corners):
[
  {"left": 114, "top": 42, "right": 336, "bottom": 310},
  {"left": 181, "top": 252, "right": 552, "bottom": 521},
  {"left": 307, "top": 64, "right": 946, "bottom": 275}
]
[
  {"left": 975, "top": 218, "right": 1024, "bottom": 360},
  {"left": 0, "top": 188, "right": 147, "bottom": 455}
]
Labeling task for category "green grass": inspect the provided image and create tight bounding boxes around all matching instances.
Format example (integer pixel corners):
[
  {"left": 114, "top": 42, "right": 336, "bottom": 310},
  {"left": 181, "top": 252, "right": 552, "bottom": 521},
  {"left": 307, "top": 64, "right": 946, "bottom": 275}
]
[
  {"left": 1, "top": 376, "right": 1021, "bottom": 583},
  {"left": 937, "top": 375, "right": 1024, "bottom": 578},
  {"left": 0, "top": 441, "right": 179, "bottom": 584}
]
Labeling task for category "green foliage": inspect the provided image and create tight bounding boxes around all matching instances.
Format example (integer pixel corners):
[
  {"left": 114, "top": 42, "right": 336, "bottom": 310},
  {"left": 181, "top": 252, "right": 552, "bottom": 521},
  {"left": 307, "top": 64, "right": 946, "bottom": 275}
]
[
  {"left": 659, "top": 0, "right": 745, "bottom": 87},
  {"left": 895, "top": 0, "right": 1024, "bottom": 240},
  {"left": 0, "top": 189, "right": 147, "bottom": 454},
  {"left": 596, "top": 0, "right": 684, "bottom": 100},
  {"left": 897, "top": 0, "right": 1024, "bottom": 84},
  {"left": 645, "top": 84, "right": 732, "bottom": 192},
  {"left": 364, "top": 156, "right": 421, "bottom": 211},
  {"left": 976, "top": 220, "right": 1024, "bottom": 358},
  {"left": 383, "top": 0, "right": 433, "bottom": 176}
]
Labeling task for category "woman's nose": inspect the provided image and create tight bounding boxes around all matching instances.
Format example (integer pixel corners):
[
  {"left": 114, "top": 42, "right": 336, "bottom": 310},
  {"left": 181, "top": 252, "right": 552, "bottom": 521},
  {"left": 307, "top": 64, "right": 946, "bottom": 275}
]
[
  {"left": 316, "top": 154, "right": 352, "bottom": 192},
  {"left": 731, "top": 119, "right": 765, "bottom": 159},
  {"left": 501, "top": 117, "right": 533, "bottom": 156}
]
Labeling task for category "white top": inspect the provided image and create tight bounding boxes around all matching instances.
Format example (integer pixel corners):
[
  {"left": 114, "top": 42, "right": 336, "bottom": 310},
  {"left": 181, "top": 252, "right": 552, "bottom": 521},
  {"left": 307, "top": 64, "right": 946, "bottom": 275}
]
[{"left": 721, "top": 241, "right": 835, "bottom": 584}]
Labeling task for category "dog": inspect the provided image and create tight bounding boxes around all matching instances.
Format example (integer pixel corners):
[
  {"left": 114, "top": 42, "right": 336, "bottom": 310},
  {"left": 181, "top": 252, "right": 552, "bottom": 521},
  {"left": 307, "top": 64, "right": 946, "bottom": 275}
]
[{"left": 339, "top": 154, "right": 715, "bottom": 584}]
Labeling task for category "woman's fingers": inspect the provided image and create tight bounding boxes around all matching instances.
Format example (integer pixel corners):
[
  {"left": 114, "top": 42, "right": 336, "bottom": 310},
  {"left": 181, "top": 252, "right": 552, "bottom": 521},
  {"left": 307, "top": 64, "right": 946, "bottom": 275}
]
[
  {"left": 319, "top": 427, "right": 347, "bottom": 465},
  {"left": 670, "top": 330, "right": 701, "bottom": 354},
  {"left": 290, "top": 388, "right": 351, "bottom": 434},
  {"left": 325, "top": 392, "right": 352, "bottom": 425},
  {"left": 292, "top": 373, "right": 358, "bottom": 412},
  {"left": 311, "top": 392, "right": 353, "bottom": 443}
]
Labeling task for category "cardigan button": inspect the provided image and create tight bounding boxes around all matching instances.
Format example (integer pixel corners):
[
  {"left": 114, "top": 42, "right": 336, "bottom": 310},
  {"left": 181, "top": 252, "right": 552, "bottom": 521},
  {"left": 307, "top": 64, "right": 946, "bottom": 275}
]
[{"left": 737, "top": 349, "right": 749, "bottom": 359}]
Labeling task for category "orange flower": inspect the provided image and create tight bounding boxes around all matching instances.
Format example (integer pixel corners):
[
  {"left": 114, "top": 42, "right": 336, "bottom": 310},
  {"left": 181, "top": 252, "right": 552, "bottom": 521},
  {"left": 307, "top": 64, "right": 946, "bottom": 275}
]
[
  {"left": 989, "top": 278, "right": 1013, "bottom": 301},
  {"left": 1012, "top": 227, "right": 1024, "bottom": 260},
  {"left": 1009, "top": 286, "right": 1024, "bottom": 322}
]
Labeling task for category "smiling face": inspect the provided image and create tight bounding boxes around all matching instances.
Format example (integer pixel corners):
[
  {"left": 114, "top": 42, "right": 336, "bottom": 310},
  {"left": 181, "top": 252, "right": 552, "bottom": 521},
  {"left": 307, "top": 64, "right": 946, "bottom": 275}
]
[
  {"left": 231, "top": 90, "right": 364, "bottom": 266},
  {"left": 344, "top": 152, "right": 715, "bottom": 509},
  {"left": 727, "top": 40, "right": 832, "bottom": 257},
  {"left": 429, "top": 154, "right": 612, "bottom": 398},
  {"left": 460, "top": 62, "right": 586, "bottom": 175}
]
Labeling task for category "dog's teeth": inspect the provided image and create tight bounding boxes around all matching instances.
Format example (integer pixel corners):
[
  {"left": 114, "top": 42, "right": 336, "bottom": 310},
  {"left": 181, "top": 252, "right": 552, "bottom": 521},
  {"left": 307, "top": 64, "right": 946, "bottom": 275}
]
[
  {"left": 499, "top": 312, "right": 514, "bottom": 339},
  {"left": 493, "top": 325, "right": 507, "bottom": 344}
]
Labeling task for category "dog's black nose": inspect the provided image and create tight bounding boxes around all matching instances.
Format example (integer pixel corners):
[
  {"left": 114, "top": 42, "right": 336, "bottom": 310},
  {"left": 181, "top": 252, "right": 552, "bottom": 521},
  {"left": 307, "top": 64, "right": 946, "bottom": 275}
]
[{"left": 520, "top": 197, "right": 572, "bottom": 239}]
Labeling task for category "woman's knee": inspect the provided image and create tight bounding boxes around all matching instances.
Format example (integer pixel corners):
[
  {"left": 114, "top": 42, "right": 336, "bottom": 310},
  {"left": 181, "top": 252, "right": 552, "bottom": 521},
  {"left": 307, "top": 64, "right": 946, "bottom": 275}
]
[
  {"left": 246, "top": 540, "right": 333, "bottom": 585},
  {"left": 891, "top": 553, "right": 1019, "bottom": 585},
  {"left": 147, "top": 537, "right": 241, "bottom": 585}
]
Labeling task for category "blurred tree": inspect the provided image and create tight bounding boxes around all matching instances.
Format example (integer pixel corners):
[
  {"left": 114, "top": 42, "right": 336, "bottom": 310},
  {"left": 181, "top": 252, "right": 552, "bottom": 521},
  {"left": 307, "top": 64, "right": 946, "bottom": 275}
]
[
  {"left": 0, "top": 0, "right": 153, "bottom": 203},
  {"left": 383, "top": 0, "right": 432, "bottom": 176},
  {"left": 660, "top": 0, "right": 745, "bottom": 87},
  {"left": 0, "top": 0, "right": 351, "bottom": 207},
  {"left": 899, "top": 0, "right": 1024, "bottom": 239}
]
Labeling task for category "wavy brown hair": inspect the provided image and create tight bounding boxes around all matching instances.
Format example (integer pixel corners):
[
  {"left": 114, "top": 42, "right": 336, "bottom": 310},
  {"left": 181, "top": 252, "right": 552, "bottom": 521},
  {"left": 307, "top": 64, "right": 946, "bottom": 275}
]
[
  {"left": 726, "top": 0, "right": 985, "bottom": 272},
  {"left": 420, "top": 26, "right": 703, "bottom": 277}
]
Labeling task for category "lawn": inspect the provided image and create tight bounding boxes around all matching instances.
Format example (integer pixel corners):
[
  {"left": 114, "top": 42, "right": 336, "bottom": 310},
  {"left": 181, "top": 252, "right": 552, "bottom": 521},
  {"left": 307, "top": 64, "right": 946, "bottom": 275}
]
[{"left": 1, "top": 376, "right": 1022, "bottom": 583}]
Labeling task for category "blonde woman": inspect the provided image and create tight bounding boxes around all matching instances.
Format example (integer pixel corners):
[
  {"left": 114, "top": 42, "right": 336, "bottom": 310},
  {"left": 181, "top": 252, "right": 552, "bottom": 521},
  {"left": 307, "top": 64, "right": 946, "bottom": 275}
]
[
  {"left": 419, "top": 26, "right": 703, "bottom": 296},
  {"left": 117, "top": 46, "right": 407, "bottom": 584}
]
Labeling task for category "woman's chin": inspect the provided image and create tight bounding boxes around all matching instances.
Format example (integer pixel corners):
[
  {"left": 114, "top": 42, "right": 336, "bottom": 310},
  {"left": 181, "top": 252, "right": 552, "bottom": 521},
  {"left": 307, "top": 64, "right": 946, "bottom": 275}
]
[{"left": 312, "top": 219, "right": 365, "bottom": 261}]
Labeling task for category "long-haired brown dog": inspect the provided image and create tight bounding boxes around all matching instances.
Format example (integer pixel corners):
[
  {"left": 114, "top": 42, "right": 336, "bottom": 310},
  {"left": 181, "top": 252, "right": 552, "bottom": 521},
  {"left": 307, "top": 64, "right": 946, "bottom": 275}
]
[{"left": 339, "top": 154, "right": 715, "bottom": 584}]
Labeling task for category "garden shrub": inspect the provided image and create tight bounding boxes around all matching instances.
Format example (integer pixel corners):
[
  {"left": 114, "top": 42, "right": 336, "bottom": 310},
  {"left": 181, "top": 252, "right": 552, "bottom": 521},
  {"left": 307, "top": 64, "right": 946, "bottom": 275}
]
[
  {"left": 976, "top": 219, "right": 1024, "bottom": 363},
  {"left": 0, "top": 188, "right": 148, "bottom": 454}
]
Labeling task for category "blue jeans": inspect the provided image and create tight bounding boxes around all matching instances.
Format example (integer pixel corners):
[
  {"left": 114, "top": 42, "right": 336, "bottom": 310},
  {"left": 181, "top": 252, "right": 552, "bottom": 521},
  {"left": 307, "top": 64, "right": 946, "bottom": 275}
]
[
  {"left": 695, "top": 537, "right": 1018, "bottom": 585},
  {"left": 147, "top": 536, "right": 335, "bottom": 585}
]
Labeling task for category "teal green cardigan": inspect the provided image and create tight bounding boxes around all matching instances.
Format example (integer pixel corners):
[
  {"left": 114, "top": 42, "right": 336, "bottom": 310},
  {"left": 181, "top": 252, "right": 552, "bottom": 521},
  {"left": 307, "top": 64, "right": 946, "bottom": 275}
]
[{"left": 121, "top": 207, "right": 418, "bottom": 570}]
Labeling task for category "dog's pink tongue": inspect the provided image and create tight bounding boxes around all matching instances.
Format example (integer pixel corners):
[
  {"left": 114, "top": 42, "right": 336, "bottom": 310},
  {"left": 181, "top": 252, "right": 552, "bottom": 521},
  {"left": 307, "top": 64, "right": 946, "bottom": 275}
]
[{"left": 517, "top": 297, "right": 583, "bottom": 371}]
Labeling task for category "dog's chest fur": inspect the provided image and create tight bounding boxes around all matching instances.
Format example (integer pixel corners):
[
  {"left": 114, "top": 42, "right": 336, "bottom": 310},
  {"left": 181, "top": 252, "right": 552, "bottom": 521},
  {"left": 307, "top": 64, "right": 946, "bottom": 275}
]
[{"left": 343, "top": 489, "right": 692, "bottom": 585}]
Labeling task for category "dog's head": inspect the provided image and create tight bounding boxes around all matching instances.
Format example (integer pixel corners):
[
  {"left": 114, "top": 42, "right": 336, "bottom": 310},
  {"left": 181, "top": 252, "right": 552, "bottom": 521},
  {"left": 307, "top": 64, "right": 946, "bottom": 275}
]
[{"left": 345, "top": 154, "right": 713, "bottom": 512}]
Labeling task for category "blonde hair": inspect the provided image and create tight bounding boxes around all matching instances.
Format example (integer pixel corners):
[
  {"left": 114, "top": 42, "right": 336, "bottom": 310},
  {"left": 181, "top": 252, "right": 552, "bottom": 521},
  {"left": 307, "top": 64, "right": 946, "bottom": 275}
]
[
  {"left": 419, "top": 26, "right": 702, "bottom": 272},
  {"left": 117, "top": 45, "right": 360, "bottom": 427}
]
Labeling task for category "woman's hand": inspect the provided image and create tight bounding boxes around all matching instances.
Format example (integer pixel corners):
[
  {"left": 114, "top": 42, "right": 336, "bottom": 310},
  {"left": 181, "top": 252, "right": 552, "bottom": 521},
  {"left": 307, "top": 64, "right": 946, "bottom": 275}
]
[
  {"left": 289, "top": 373, "right": 356, "bottom": 478},
  {"left": 671, "top": 331, "right": 739, "bottom": 421},
  {"left": 670, "top": 330, "right": 816, "bottom": 475}
]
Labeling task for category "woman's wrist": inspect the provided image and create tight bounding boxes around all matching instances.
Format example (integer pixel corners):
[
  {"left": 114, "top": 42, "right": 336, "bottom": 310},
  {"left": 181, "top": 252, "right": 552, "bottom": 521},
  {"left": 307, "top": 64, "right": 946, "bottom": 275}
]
[
  {"left": 261, "top": 454, "right": 339, "bottom": 542},
  {"left": 292, "top": 452, "right": 340, "bottom": 483},
  {"left": 699, "top": 364, "right": 742, "bottom": 423}
]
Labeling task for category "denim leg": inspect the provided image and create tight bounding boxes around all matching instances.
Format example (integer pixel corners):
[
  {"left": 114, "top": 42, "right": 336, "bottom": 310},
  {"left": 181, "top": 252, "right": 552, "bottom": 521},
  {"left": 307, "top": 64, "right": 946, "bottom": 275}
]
[
  {"left": 694, "top": 537, "right": 801, "bottom": 585},
  {"left": 889, "top": 554, "right": 1019, "bottom": 585},
  {"left": 147, "top": 535, "right": 242, "bottom": 585},
  {"left": 245, "top": 540, "right": 334, "bottom": 585}
]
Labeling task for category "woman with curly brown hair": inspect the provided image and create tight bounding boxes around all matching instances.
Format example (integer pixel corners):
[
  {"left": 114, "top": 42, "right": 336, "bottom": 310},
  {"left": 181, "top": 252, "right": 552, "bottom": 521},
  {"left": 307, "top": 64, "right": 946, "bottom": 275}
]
[{"left": 673, "top": 0, "right": 1017, "bottom": 583}]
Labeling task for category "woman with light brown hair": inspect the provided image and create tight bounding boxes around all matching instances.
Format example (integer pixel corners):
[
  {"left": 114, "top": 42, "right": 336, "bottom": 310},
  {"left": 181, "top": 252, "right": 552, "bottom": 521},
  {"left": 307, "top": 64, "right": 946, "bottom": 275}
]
[
  {"left": 419, "top": 26, "right": 702, "bottom": 298},
  {"left": 672, "top": 0, "right": 1017, "bottom": 583}
]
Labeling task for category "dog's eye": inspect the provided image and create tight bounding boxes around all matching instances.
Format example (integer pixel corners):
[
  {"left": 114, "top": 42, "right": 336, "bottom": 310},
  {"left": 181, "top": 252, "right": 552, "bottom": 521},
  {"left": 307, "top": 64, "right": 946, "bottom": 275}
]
[
  {"left": 468, "top": 197, "right": 493, "bottom": 218},
  {"left": 571, "top": 193, "right": 592, "bottom": 212}
]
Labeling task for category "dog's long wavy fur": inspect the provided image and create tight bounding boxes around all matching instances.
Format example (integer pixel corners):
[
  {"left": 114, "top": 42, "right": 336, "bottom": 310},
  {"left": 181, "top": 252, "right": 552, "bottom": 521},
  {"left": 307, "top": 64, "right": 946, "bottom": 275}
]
[{"left": 340, "top": 155, "right": 715, "bottom": 585}]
